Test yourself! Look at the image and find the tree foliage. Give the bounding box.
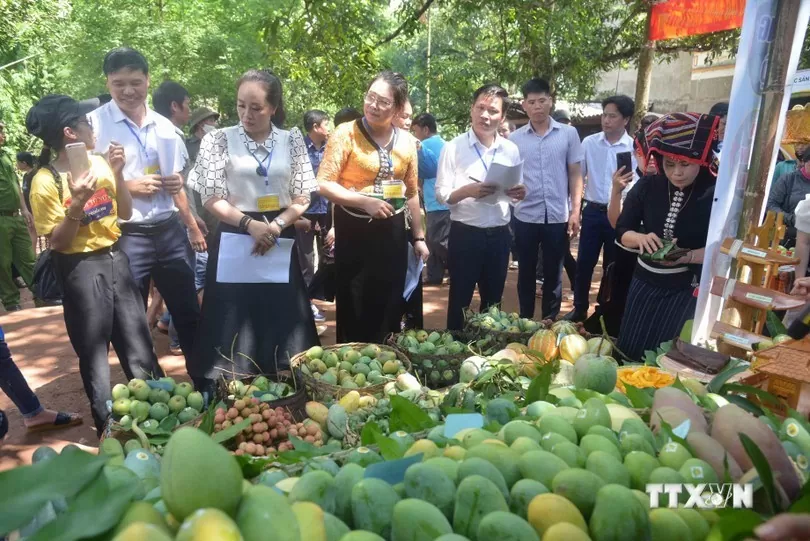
[0,0,806,152]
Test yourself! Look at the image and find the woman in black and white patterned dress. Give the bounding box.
[189,70,319,381]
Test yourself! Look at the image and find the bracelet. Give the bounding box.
[65,212,84,222]
[238,215,253,233]
[413,237,426,243]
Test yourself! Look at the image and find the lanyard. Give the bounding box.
[125,122,151,160]
[362,118,397,172]
[249,148,274,186]
[469,133,498,172]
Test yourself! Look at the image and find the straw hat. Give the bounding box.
[783,105,810,144]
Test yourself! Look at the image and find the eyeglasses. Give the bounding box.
[364,93,393,110]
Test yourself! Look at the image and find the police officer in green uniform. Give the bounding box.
[0,121,36,311]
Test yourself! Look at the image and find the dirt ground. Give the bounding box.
[0,244,601,470]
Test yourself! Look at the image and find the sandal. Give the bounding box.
[26,411,83,433]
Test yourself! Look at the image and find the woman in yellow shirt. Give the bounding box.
[318,71,429,343]
[26,95,163,435]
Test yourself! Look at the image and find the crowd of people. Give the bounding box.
[3,41,788,440]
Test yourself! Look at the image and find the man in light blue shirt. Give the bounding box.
[411,112,448,284]
[510,78,585,320]
[563,95,636,322]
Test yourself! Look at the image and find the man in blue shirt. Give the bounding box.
[298,110,330,320]
[411,113,448,285]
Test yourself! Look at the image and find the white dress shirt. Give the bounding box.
[435,130,521,228]
[510,118,584,224]
[89,100,187,224]
[581,131,636,205]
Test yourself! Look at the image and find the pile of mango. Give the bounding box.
[299,345,408,389]
[111,377,204,431]
[465,306,542,334]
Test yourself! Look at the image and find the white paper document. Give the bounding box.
[479,160,524,204]
[404,246,424,301]
[216,232,294,284]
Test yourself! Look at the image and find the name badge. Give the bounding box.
[382,180,405,200]
[145,164,160,176]
[257,194,280,212]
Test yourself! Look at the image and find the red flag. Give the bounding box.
[650,0,745,41]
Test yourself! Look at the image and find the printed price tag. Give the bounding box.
[740,247,767,259]
[444,413,485,438]
[365,454,423,485]
[744,292,773,304]
[723,333,751,348]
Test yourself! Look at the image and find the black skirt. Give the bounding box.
[191,211,319,379]
[334,205,408,343]
[617,273,697,362]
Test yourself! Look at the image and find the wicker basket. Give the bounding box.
[100,409,204,449]
[386,330,467,389]
[291,342,411,401]
[216,371,309,422]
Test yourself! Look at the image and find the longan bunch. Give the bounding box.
[213,398,323,457]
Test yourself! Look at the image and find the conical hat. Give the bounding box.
[783,105,810,144]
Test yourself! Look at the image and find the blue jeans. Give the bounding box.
[573,205,616,311]
[0,331,42,418]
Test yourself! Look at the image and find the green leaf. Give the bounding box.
[671,376,695,400]
[761,407,782,431]
[654,413,696,455]
[680,320,694,342]
[623,383,654,409]
[724,394,764,417]
[197,399,219,435]
[0,450,107,536]
[706,509,764,541]
[642,349,658,366]
[30,472,139,541]
[721,383,783,406]
[739,433,780,514]
[789,490,810,513]
[235,454,276,479]
[211,418,251,444]
[707,365,749,394]
[658,340,674,355]
[375,435,404,461]
[361,421,383,447]
[524,363,554,404]
[766,310,788,337]
[389,395,437,433]
[474,367,498,385]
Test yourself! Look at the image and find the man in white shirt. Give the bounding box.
[89,48,201,380]
[510,78,585,320]
[563,95,636,322]
[436,84,527,330]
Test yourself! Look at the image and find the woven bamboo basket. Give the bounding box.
[386,330,467,389]
[290,342,412,400]
[216,371,309,422]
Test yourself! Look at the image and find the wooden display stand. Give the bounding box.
[742,337,810,416]
[710,211,801,357]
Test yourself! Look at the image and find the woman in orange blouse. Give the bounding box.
[318,71,429,343]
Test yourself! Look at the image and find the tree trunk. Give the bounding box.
[632,4,656,134]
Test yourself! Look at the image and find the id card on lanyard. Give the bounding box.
[468,132,498,178]
[250,142,280,212]
[126,123,159,175]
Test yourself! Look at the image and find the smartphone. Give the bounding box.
[616,151,632,174]
[65,142,91,180]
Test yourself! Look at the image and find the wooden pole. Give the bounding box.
[632,2,656,134]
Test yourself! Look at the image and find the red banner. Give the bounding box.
[650,0,745,41]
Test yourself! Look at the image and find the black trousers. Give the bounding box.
[53,246,162,434]
[515,218,568,320]
[119,214,200,374]
[425,210,451,284]
[446,221,511,330]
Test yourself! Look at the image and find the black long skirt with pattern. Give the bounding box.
[334,205,408,344]
[617,272,697,362]
[191,211,319,379]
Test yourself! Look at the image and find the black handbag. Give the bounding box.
[30,166,65,304]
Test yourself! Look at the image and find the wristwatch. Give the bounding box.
[273,217,287,229]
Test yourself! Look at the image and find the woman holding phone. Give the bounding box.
[26,95,163,435]
[317,71,429,343]
[188,69,318,383]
